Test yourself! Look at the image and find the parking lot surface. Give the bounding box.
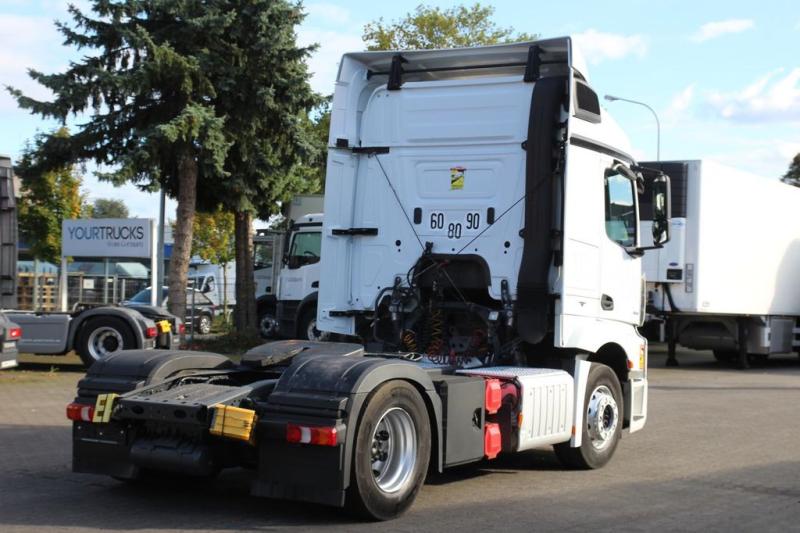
[1,346,798,532]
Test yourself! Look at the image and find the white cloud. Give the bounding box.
[690,19,754,42]
[297,27,364,94]
[572,30,647,65]
[306,3,352,25]
[666,84,695,115]
[706,68,800,122]
[0,14,62,111]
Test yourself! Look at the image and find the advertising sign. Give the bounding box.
[62,218,153,258]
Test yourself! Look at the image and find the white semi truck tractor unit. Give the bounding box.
[68,38,670,520]
[641,160,800,368]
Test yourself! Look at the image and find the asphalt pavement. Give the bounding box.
[1,346,798,532]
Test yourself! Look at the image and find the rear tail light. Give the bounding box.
[66,402,94,422]
[7,327,21,340]
[484,422,501,459]
[145,326,158,338]
[286,423,338,446]
[178,323,186,335]
[484,378,501,415]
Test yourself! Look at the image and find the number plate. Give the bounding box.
[427,210,482,239]
[2,341,15,351]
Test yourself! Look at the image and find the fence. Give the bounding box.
[15,272,150,311]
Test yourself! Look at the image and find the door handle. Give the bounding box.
[601,294,614,311]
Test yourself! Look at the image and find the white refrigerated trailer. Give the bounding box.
[642,159,800,367]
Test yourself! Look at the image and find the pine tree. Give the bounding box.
[782,153,800,187]
[7,1,319,323]
[194,0,320,334]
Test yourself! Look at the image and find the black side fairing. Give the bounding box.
[516,75,567,344]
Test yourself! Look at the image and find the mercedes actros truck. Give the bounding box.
[68,37,671,520]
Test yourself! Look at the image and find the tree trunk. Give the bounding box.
[167,152,198,327]
[222,262,228,324]
[234,210,257,335]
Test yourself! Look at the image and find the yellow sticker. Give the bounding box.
[93,393,118,423]
[450,167,465,190]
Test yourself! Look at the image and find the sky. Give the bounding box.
[1,0,799,220]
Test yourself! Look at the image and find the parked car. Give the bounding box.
[0,311,21,370]
[124,287,218,335]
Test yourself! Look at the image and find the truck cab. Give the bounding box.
[275,213,324,339]
[318,38,670,430]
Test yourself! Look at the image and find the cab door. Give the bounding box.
[598,162,643,327]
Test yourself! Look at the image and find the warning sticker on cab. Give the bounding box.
[450,167,466,190]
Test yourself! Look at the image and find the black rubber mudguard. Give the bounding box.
[76,349,233,401]
[253,353,444,507]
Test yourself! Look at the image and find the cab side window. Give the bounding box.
[604,170,637,247]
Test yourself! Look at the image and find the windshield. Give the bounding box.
[128,287,168,304]
[287,231,321,269]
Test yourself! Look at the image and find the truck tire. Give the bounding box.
[553,364,623,470]
[258,312,279,338]
[347,380,431,521]
[76,316,137,367]
[197,313,212,335]
[298,307,329,342]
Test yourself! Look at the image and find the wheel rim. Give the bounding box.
[306,318,329,342]
[259,315,278,337]
[370,407,417,494]
[199,316,210,333]
[586,385,619,451]
[87,327,124,361]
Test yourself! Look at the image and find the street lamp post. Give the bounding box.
[604,94,661,162]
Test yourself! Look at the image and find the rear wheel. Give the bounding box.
[347,381,431,521]
[554,363,623,470]
[76,317,136,368]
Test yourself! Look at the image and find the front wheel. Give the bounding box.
[554,363,623,470]
[298,307,329,342]
[347,381,431,521]
[197,314,212,335]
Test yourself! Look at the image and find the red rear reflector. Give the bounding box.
[484,422,501,459]
[8,327,21,339]
[66,402,94,422]
[178,323,186,335]
[145,326,158,338]
[484,378,502,415]
[286,423,338,446]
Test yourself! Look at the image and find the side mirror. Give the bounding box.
[651,174,671,246]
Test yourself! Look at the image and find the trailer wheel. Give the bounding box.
[554,364,622,470]
[76,317,136,367]
[347,381,431,521]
